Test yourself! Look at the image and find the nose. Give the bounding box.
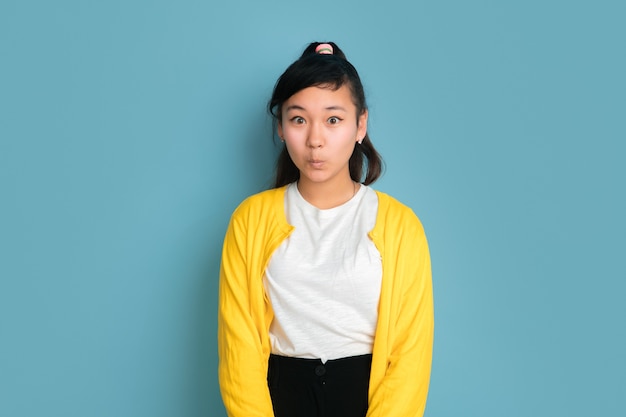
[306,123,324,148]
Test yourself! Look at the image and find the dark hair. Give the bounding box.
[268,42,383,188]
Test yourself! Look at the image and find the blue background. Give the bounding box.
[1,1,624,416]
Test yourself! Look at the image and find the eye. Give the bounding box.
[328,116,342,125]
[290,116,306,124]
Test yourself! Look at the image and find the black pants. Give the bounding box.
[267,353,372,417]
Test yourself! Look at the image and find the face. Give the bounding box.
[277,84,368,188]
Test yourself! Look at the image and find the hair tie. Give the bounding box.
[315,43,333,55]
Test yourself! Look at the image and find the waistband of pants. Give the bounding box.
[268,353,372,372]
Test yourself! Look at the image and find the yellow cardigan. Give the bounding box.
[218,186,433,417]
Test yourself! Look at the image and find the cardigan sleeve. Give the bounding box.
[367,213,434,417]
[218,212,275,417]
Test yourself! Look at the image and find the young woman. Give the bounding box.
[218,42,434,417]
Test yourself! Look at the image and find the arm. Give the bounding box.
[218,214,274,417]
[368,217,434,416]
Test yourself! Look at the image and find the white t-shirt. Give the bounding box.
[263,182,382,362]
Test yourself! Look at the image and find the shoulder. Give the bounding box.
[234,187,284,212]
[374,190,414,214]
[372,190,426,239]
[375,191,424,225]
[230,186,288,225]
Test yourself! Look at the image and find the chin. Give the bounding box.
[299,172,332,184]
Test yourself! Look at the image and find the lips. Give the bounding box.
[308,159,325,168]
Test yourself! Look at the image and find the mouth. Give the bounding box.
[308,159,325,168]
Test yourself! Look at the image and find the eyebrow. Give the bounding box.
[285,105,305,112]
[284,105,348,112]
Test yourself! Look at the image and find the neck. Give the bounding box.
[297,176,359,209]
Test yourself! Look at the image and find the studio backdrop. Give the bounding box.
[1,1,624,416]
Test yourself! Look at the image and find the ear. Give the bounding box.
[277,121,284,141]
[356,110,368,142]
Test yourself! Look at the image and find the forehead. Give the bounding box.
[283,85,355,111]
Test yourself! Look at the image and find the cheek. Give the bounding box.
[336,126,359,146]
[282,126,306,144]
[282,132,306,157]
